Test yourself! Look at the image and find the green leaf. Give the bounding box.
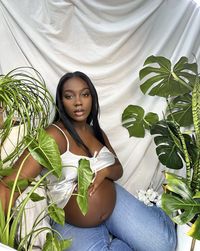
[48,204,65,226]
[187,216,200,240]
[43,233,71,251]
[122,105,158,138]
[151,120,185,169]
[164,172,193,199]
[43,233,60,251]
[139,74,165,94]
[76,159,93,216]
[162,193,200,224]
[167,94,193,127]
[144,112,159,129]
[0,200,6,242]
[27,129,62,178]
[193,192,200,199]
[29,192,45,202]
[0,66,54,168]
[143,55,171,69]
[174,57,198,79]
[0,167,14,176]
[162,173,200,225]
[60,239,72,250]
[139,55,196,97]
[7,178,30,192]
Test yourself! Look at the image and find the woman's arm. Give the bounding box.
[89,131,123,196]
[0,125,67,214]
[101,130,123,180]
[0,149,43,213]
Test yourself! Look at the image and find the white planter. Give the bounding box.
[1,124,26,167]
[176,224,200,251]
[0,243,16,251]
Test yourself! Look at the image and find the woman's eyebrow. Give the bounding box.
[64,87,90,92]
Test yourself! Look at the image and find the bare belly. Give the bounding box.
[64,179,116,227]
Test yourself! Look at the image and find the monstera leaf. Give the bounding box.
[151,120,196,169]
[139,56,197,97]
[162,172,200,240]
[150,120,185,169]
[122,105,159,137]
[167,93,193,127]
[150,120,184,169]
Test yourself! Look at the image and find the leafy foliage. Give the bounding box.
[139,56,197,97]
[0,129,64,248]
[43,233,72,251]
[0,67,54,168]
[26,129,62,178]
[48,204,65,226]
[167,94,193,127]
[150,120,185,169]
[122,105,159,137]
[0,67,73,250]
[76,159,93,215]
[162,173,200,239]
[122,55,200,240]
[0,67,93,250]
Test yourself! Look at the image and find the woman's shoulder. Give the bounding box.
[45,122,69,153]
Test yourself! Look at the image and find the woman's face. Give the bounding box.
[62,77,92,123]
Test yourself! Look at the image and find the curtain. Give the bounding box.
[0,0,199,194]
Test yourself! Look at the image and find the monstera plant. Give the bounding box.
[0,67,93,251]
[122,55,200,242]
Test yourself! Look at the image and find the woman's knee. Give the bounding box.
[161,223,177,251]
[153,210,177,251]
[112,184,177,251]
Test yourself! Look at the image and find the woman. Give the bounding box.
[46,71,177,251]
[0,71,177,251]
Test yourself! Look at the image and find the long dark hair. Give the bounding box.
[54,71,106,155]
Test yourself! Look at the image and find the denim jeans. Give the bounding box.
[52,183,177,251]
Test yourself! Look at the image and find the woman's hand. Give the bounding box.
[88,157,123,196]
[88,168,109,196]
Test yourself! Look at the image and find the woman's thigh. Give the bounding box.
[105,183,177,251]
[52,221,132,251]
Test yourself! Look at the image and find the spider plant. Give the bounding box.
[0,67,71,250]
[122,55,200,241]
[0,128,71,251]
[0,67,53,168]
[0,67,93,250]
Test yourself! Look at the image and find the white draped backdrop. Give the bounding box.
[0,0,199,195]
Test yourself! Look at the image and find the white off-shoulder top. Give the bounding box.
[43,124,115,208]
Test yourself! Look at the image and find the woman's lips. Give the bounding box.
[74,109,84,116]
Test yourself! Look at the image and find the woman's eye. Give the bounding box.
[64,95,73,99]
[82,92,90,97]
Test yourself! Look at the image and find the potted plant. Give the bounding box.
[122,55,200,250]
[0,67,92,251]
[0,66,53,167]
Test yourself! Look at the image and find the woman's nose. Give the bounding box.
[74,96,82,106]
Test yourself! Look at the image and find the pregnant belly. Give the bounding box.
[64,179,116,227]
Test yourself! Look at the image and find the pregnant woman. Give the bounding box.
[0,71,177,251]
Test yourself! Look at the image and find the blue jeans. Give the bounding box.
[52,183,177,251]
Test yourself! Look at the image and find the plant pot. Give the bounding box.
[0,243,16,251]
[176,224,200,251]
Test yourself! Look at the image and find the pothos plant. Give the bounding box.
[122,55,200,241]
[0,67,92,251]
